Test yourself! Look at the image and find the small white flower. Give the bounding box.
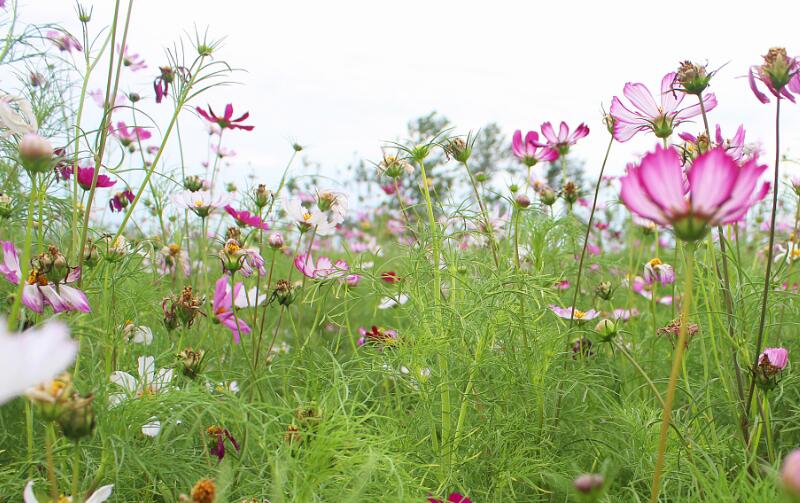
[378,293,409,310]
[172,190,232,217]
[141,417,161,437]
[0,320,77,405]
[24,480,113,503]
[283,196,338,236]
[109,356,174,406]
[122,323,153,345]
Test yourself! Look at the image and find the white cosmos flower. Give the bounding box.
[109,356,174,406]
[122,323,153,345]
[283,196,338,236]
[0,320,77,405]
[142,417,161,437]
[0,95,38,137]
[378,293,409,310]
[172,190,232,217]
[24,480,113,502]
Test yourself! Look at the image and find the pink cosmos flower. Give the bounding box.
[0,242,90,313]
[610,72,717,142]
[749,48,800,104]
[357,325,398,346]
[196,104,254,131]
[428,493,472,503]
[511,130,558,166]
[539,121,589,156]
[119,44,147,71]
[760,347,789,370]
[47,30,82,52]
[644,259,675,287]
[549,305,599,321]
[238,248,266,278]
[212,277,251,343]
[619,145,769,241]
[109,190,135,212]
[294,254,349,280]
[88,89,127,109]
[782,449,800,496]
[224,205,269,230]
[679,124,747,162]
[109,121,152,149]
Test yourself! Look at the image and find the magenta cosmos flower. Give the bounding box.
[109,190,135,212]
[540,121,589,156]
[224,205,269,230]
[610,72,717,142]
[512,130,558,167]
[679,124,747,161]
[0,242,90,313]
[549,305,599,321]
[749,48,800,104]
[428,493,471,503]
[619,145,769,241]
[74,165,116,191]
[212,276,251,343]
[196,104,254,131]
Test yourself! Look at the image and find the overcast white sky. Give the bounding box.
[20,0,800,190]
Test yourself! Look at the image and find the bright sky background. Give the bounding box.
[20,0,800,192]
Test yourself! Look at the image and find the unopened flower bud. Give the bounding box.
[573,473,604,494]
[0,193,13,218]
[594,319,617,342]
[475,171,489,184]
[19,133,53,174]
[561,181,580,206]
[254,184,271,208]
[540,186,557,206]
[57,393,96,441]
[268,232,284,249]
[83,239,99,267]
[515,194,530,209]
[184,175,204,192]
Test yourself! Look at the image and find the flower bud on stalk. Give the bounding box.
[19,133,53,174]
[595,281,614,300]
[274,279,296,306]
[515,194,530,209]
[26,373,73,421]
[594,319,617,342]
[184,175,204,192]
[268,232,284,249]
[445,137,471,163]
[57,393,96,441]
[0,193,13,218]
[539,186,557,206]
[254,184,272,208]
[218,238,244,273]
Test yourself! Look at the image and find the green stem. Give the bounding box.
[650,242,695,503]
[743,97,782,445]
[8,172,38,330]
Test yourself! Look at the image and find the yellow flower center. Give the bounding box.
[193,200,205,207]
[649,258,663,267]
[302,212,312,222]
[574,310,586,319]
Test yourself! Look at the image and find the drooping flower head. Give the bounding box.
[224,205,269,230]
[0,242,90,313]
[619,145,769,241]
[511,130,558,167]
[539,121,589,156]
[644,258,675,287]
[748,47,800,103]
[46,30,82,52]
[119,44,147,71]
[610,72,717,142]
[196,104,254,131]
[212,276,252,343]
[109,189,135,212]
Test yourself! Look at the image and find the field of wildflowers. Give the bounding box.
[3,1,800,502]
